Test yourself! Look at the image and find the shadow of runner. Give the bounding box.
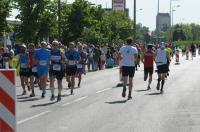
[31,101,57,108]
[145,92,162,95]
[135,89,149,92]
[17,98,40,102]
[17,96,30,99]
[105,100,127,104]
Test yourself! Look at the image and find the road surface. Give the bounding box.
[16,55,200,132]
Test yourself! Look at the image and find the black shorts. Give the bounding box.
[66,66,77,76]
[19,68,30,77]
[49,69,65,80]
[157,64,168,74]
[122,66,135,78]
[29,69,39,78]
[144,67,153,75]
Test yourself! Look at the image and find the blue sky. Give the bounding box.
[11,0,200,31]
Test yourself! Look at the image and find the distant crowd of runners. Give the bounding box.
[0,39,199,101]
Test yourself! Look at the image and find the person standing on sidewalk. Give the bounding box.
[119,37,138,100]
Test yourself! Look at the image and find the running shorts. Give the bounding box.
[144,67,153,75]
[19,68,30,77]
[66,66,77,76]
[157,64,168,74]
[121,66,135,78]
[49,69,65,80]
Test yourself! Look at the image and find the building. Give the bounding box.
[104,8,129,17]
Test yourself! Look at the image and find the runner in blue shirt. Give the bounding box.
[34,41,50,98]
[65,42,80,95]
[16,44,30,95]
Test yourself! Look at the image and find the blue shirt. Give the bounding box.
[19,53,29,69]
[34,48,50,69]
[65,50,80,66]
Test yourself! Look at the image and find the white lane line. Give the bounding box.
[62,102,71,107]
[72,96,88,103]
[17,111,51,125]
[62,96,88,107]
[96,88,112,94]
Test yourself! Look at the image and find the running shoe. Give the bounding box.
[29,92,35,97]
[50,94,55,101]
[68,83,71,89]
[22,91,27,95]
[147,86,151,90]
[41,92,46,98]
[57,94,61,102]
[71,89,73,95]
[122,86,126,98]
[156,83,160,90]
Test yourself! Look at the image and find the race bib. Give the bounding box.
[77,64,83,68]
[32,67,37,72]
[39,60,47,66]
[20,63,27,68]
[53,64,61,71]
[68,60,76,66]
[51,56,61,61]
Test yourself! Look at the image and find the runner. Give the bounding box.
[76,43,87,88]
[142,44,155,90]
[119,37,138,100]
[49,41,66,101]
[65,42,80,95]
[34,41,50,98]
[155,42,170,93]
[28,43,38,97]
[16,44,30,95]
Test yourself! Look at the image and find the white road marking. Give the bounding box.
[96,88,112,94]
[72,96,88,103]
[17,111,51,125]
[62,102,71,107]
[62,96,89,107]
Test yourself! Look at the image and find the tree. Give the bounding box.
[0,0,12,37]
[13,0,57,43]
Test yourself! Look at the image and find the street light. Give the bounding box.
[58,0,61,41]
[170,0,180,40]
[172,5,180,29]
[133,0,136,43]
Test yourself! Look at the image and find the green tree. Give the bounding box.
[0,0,12,37]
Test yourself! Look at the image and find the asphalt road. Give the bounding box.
[16,55,200,132]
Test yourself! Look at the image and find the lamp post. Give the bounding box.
[171,5,180,40]
[133,0,136,43]
[58,0,61,41]
[157,0,160,43]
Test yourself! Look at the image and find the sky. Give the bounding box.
[11,0,200,31]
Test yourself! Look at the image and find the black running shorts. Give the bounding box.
[157,64,168,74]
[66,66,77,76]
[144,67,153,75]
[49,69,65,80]
[122,66,135,78]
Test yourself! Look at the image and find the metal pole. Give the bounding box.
[58,0,61,41]
[170,0,172,41]
[133,0,136,43]
[157,0,160,43]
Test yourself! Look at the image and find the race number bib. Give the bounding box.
[51,56,61,61]
[32,67,37,72]
[68,60,76,66]
[39,60,47,66]
[20,63,27,68]
[53,64,61,71]
[77,64,83,68]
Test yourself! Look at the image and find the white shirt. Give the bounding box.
[119,45,138,67]
[156,48,168,66]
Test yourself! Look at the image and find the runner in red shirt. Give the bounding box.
[142,44,155,90]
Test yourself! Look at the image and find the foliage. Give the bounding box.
[0,0,12,37]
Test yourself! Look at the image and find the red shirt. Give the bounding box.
[28,51,35,68]
[144,50,154,68]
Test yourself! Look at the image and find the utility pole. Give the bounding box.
[133,0,136,43]
[157,0,160,43]
[58,0,61,41]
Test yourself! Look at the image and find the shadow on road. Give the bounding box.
[17,98,40,102]
[31,101,57,108]
[17,96,30,99]
[145,92,162,95]
[135,89,149,92]
[105,100,127,104]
